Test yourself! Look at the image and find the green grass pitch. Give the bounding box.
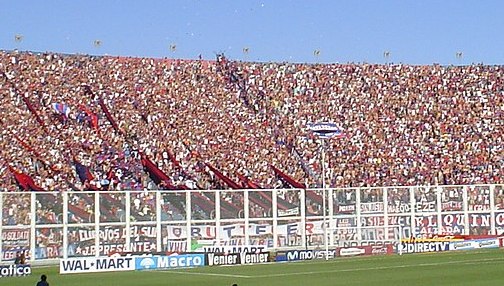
[3,249,504,286]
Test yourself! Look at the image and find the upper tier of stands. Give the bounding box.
[0,51,502,193]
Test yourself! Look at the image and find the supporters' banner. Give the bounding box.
[35,244,62,259]
[467,187,491,211]
[468,213,492,235]
[387,201,411,213]
[360,202,384,214]
[35,228,63,259]
[60,256,135,274]
[67,226,157,256]
[495,213,504,235]
[278,207,300,217]
[442,201,463,211]
[166,149,180,168]
[166,221,327,240]
[441,213,465,234]
[413,187,437,212]
[336,204,356,214]
[0,265,32,277]
[441,187,464,211]
[415,215,442,235]
[1,229,30,261]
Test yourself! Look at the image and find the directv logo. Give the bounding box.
[135,257,157,270]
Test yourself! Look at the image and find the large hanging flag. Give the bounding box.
[166,149,181,168]
[237,174,262,189]
[270,165,306,189]
[140,153,176,189]
[205,163,241,189]
[98,97,121,134]
[21,95,48,133]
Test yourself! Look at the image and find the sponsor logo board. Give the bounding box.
[134,254,205,270]
[197,245,268,254]
[60,257,135,274]
[0,265,31,277]
[399,242,451,254]
[135,256,158,270]
[285,249,336,261]
[336,244,394,257]
[207,252,270,266]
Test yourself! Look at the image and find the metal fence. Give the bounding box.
[1,184,503,262]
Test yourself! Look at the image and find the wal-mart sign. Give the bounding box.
[60,257,135,274]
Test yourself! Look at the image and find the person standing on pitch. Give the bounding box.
[36,274,49,286]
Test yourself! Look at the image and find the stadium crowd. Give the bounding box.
[0,51,502,213]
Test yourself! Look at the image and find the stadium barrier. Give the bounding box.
[1,184,504,263]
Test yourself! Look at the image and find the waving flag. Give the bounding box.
[78,104,99,130]
[52,103,71,117]
[8,166,45,191]
[73,159,94,183]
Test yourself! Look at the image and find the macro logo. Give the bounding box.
[135,257,158,270]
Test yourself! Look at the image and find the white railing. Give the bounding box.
[0,184,503,262]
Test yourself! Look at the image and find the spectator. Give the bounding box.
[0,51,502,220]
[36,274,49,286]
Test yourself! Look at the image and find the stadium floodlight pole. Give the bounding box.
[321,139,328,260]
[307,122,343,260]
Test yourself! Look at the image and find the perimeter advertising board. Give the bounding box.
[206,252,270,266]
[0,265,32,277]
[134,254,205,270]
[60,256,135,274]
